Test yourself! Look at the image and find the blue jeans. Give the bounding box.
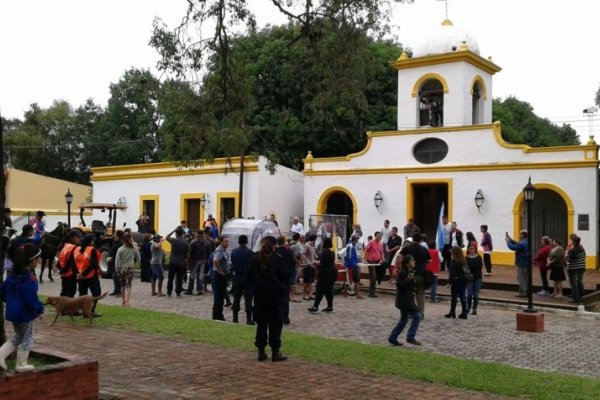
[389,309,422,341]
[429,275,439,302]
[467,278,482,311]
[151,263,164,281]
[568,269,585,302]
[187,259,205,293]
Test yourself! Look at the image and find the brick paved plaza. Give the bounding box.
[30,277,600,398]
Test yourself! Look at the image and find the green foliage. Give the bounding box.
[151,0,402,170]
[67,302,600,400]
[492,97,579,146]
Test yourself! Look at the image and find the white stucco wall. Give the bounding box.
[257,158,304,235]
[90,156,303,237]
[304,125,599,266]
[305,166,598,262]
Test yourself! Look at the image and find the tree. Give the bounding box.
[595,84,600,107]
[492,97,579,146]
[151,1,404,169]
[96,68,162,166]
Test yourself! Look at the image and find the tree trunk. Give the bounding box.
[0,114,6,343]
[238,152,244,218]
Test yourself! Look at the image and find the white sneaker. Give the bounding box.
[537,290,550,296]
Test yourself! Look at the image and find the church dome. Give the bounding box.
[411,19,480,58]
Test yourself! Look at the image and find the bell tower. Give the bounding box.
[393,19,501,130]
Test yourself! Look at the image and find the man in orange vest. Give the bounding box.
[73,234,103,317]
[57,230,81,297]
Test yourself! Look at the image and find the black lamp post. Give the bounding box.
[522,177,536,313]
[65,188,73,228]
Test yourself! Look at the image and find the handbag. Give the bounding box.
[462,264,473,282]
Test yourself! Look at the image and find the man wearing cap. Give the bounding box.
[230,235,255,324]
[506,230,529,297]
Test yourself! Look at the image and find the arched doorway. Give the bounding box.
[515,186,571,254]
[316,186,357,240]
[472,81,483,124]
[418,79,444,127]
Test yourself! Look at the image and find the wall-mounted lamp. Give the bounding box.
[117,196,127,206]
[474,189,484,212]
[374,190,384,212]
[200,194,210,209]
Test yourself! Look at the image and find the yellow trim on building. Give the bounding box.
[304,160,597,177]
[406,178,453,222]
[470,74,488,101]
[493,121,599,155]
[215,192,240,226]
[139,195,159,234]
[393,50,502,75]
[511,182,575,241]
[179,193,206,232]
[316,186,359,223]
[305,124,597,168]
[492,251,596,270]
[411,73,449,97]
[92,157,255,174]
[9,208,92,216]
[92,165,258,182]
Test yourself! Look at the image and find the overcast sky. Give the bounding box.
[1,0,598,138]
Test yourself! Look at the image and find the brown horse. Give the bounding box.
[39,222,69,283]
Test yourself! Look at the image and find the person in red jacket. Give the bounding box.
[534,236,553,296]
[427,241,442,303]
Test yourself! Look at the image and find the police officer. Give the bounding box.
[230,235,255,324]
[249,236,288,362]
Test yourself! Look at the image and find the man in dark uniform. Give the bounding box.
[275,236,295,325]
[249,236,288,362]
[230,235,255,324]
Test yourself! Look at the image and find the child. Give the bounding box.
[427,241,443,303]
[0,243,45,372]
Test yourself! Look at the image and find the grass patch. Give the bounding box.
[53,303,600,400]
[4,355,56,372]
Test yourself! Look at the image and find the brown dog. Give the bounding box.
[46,292,108,326]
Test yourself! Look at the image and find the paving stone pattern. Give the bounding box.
[34,278,600,393]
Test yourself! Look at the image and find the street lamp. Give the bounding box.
[65,188,73,228]
[373,190,383,211]
[522,176,536,313]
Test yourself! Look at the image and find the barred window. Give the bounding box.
[413,138,448,164]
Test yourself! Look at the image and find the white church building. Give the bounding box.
[90,19,598,267]
[303,19,599,267]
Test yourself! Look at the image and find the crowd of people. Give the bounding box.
[0,208,591,370]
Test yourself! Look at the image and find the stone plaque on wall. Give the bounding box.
[578,214,589,231]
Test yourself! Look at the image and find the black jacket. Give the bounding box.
[249,251,288,300]
[395,269,419,312]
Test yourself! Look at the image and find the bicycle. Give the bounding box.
[333,263,357,296]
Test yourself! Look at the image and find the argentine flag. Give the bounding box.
[436,202,445,251]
